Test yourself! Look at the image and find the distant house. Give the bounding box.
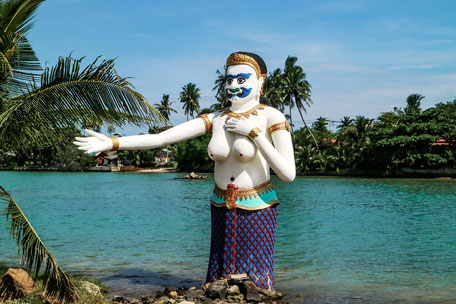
[154,148,173,166]
[95,151,119,167]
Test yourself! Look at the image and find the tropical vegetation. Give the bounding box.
[0,0,165,302]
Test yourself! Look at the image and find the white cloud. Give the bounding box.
[388,64,438,70]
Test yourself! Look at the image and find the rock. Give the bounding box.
[113,295,127,303]
[165,286,176,294]
[159,296,170,304]
[241,281,260,302]
[272,291,284,299]
[169,291,178,299]
[205,279,229,299]
[0,268,37,301]
[179,301,195,304]
[227,285,240,296]
[189,287,196,291]
[228,273,249,285]
[187,288,205,300]
[130,299,140,304]
[169,299,176,304]
[189,172,198,179]
[227,294,244,302]
[81,280,102,296]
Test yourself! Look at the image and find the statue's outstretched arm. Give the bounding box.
[73,114,214,154]
[224,110,296,182]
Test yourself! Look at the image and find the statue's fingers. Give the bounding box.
[73,141,90,147]
[77,146,89,151]
[75,136,89,142]
[224,126,236,132]
[85,129,107,140]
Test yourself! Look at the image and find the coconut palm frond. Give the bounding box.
[0,55,165,150]
[0,186,78,303]
[0,0,45,35]
[0,50,13,81]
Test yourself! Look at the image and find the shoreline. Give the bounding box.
[2,167,456,179]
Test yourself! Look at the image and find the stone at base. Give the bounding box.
[0,268,37,301]
[205,280,228,299]
[241,281,261,302]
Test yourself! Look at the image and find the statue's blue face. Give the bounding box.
[225,65,261,104]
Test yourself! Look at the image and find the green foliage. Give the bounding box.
[54,142,95,172]
[117,149,157,167]
[293,95,456,173]
[154,94,176,122]
[179,82,200,120]
[175,134,213,172]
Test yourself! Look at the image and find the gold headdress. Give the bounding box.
[226,53,267,79]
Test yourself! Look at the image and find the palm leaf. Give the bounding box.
[0,185,78,303]
[0,55,165,151]
[0,0,45,35]
[0,32,41,95]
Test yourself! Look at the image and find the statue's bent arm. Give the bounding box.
[252,113,296,183]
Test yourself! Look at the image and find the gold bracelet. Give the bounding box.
[248,127,262,141]
[109,136,119,151]
[198,113,212,133]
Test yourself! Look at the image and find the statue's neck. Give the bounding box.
[229,96,260,113]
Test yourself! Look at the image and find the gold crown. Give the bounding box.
[226,53,266,79]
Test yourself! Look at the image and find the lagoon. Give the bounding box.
[0,172,455,303]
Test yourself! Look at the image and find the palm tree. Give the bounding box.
[263,68,285,112]
[154,94,177,122]
[282,56,317,147]
[312,116,328,132]
[338,116,354,130]
[0,0,165,301]
[404,93,424,115]
[211,67,229,110]
[180,82,200,120]
[107,125,116,135]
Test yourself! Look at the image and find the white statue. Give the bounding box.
[74,52,295,290]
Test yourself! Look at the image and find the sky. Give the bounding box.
[27,0,456,134]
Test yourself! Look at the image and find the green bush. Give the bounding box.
[175,134,213,172]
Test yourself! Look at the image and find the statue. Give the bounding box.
[74,52,295,291]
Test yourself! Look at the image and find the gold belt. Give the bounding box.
[213,180,274,209]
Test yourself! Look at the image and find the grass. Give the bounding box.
[0,266,110,304]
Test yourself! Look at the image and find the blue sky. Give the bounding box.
[28,0,456,134]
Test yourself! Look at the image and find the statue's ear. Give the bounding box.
[258,76,265,95]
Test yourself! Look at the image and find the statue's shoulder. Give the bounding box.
[262,105,286,124]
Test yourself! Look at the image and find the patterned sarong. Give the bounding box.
[206,203,279,290]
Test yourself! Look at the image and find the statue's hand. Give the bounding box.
[73,129,113,154]
[224,117,258,137]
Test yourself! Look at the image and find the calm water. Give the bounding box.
[0,172,455,303]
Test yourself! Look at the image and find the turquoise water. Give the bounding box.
[0,172,455,303]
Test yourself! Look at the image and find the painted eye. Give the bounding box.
[226,78,233,85]
[237,78,246,84]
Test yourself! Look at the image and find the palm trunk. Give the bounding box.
[297,106,319,150]
[289,105,294,134]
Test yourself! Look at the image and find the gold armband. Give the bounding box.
[248,127,262,141]
[268,120,291,135]
[109,136,119,151]
[198,113,212,133]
